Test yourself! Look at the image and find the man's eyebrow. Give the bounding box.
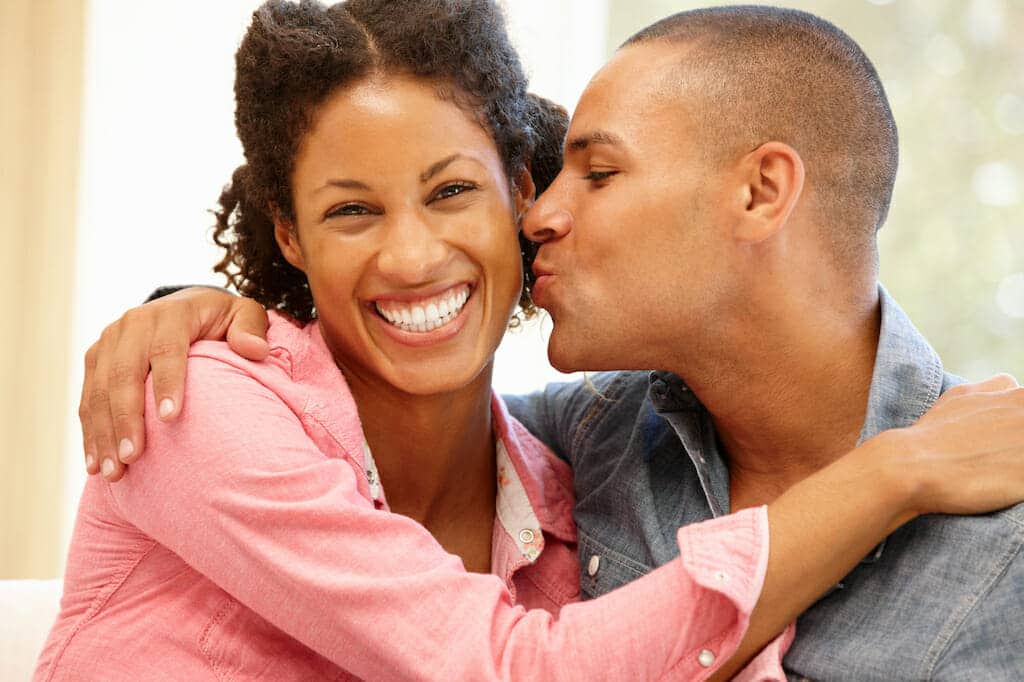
[420,154,462,183]
[565,130,625,153]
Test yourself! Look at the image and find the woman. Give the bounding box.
[46,1,1024,680]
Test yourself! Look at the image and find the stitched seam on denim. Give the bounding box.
[579,531,651,581]
[921,524,1023,678]
[198,595,241,682]
[914,357,944,423]
[571,373,628,462]
[41,537,159,682]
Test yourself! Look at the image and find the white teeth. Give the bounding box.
[375,285,471,333]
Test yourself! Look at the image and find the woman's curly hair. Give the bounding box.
[212,0,568,324]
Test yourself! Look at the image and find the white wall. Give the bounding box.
[63,0,607,563]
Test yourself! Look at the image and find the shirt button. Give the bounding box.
[697,649,716,668]
[587,554,601,577]
[518,529,535,544]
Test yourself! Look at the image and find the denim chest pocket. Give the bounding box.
[199,594,352,681]
[578,531,653,599]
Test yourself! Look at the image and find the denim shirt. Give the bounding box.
[506,286,1024,681]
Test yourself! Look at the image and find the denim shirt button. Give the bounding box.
[698,649,716,667]
[587,554,601,577]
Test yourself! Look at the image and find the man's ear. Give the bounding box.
[272,206,306,272]
[513,165,536,222]
[732,141,805,244]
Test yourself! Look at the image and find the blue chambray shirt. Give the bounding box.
[506,286,1024,680]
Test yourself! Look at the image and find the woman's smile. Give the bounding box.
[370,282,475,347]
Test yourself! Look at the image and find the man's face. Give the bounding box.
[523,42,735,373]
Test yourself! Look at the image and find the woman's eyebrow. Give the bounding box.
[315,178,372,194]
[419,154,462,183]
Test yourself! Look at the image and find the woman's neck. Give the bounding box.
[343,363,498,536]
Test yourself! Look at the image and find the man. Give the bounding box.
[82,7,1022,679]
[508,7,1023,679]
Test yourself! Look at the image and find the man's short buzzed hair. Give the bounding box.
[625,5,898,266]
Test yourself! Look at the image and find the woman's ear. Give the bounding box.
[732,141,805,244]
[513,166,536,221]
[272,206,306,272]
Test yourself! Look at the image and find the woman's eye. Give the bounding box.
[433,182,475,201]
[583,170,618,183]
[325,204,370,219]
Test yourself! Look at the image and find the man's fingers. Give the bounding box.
[88,325,123,477]
[148,312,193,424]
[79,345,100,475]
[107,354,149,464]
[225,298,270,361]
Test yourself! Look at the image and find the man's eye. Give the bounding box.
[325,204,370,219]
[434,183,475,201]
[583,170,618,183]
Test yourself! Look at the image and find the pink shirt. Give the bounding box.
[37,313,789,680]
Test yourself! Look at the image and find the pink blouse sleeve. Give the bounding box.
[107,348,783,681]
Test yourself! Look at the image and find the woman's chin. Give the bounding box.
[382,356,494,397]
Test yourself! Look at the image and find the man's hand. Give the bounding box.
[81,287,270,481]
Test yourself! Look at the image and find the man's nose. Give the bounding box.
[376,213,450,284]
[521,191,573,244]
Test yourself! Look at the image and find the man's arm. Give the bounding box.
[109,343,779,681]
[81,286,267,479]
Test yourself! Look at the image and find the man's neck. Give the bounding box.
[674,288,882,509]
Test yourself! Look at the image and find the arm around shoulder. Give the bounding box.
[107,350,773,681]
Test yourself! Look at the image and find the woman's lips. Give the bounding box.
[370,283,474,346]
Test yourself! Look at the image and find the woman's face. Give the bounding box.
[276,76,530,396]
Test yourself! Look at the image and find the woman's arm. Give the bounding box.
[85,290,1024,678]
[109,343,773,681]
[715,374,1024,679]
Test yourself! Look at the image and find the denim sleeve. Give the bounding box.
[145,285,233,303]
[503,375,613,467]
[930,535,1024,679]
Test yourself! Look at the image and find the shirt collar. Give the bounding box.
[491,393,577,556]
[647,285,945,440]
[645,284,945,564]
[359,394,576,564]
[857,285,945,444]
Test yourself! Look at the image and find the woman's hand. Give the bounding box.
[886,373,1024,518]
[711,372,1024,680]
[81,287,270,480]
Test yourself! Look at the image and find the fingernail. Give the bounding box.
[118,438,134,461]
[159,398,175,419]
[101,459,115,478]
[86,454,96,470]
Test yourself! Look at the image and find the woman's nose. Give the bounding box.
[376,213,450,284]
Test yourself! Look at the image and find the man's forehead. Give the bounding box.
[568,43,700,152]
